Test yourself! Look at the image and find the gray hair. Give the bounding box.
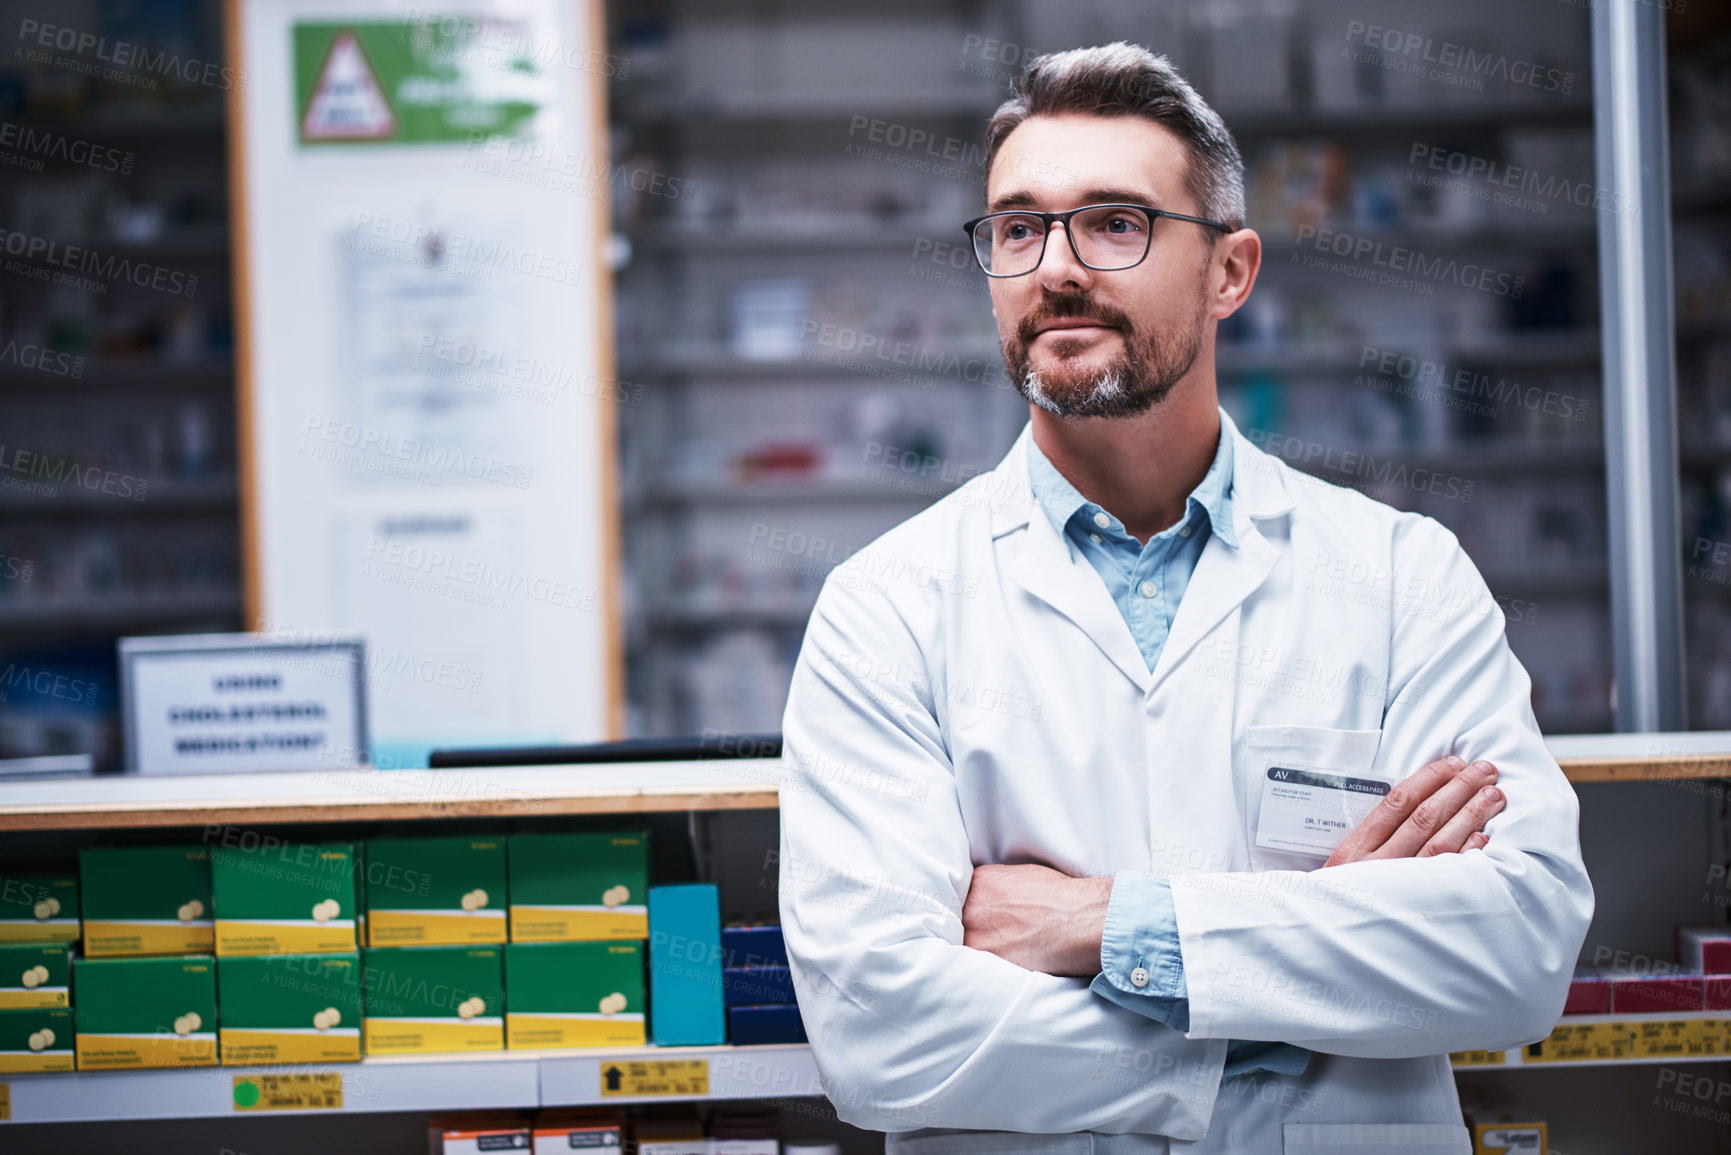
[984,42,1246,232]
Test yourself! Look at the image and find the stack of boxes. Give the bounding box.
[721,924,805,1046]
[0,865,77,1073]
[212,838,362,1064]
[506,831,652,1049]
[1563,926,1731,1016]
[75,845,218,1069]
[361,835,508,1055]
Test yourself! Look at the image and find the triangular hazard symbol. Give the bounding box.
[301,30,397,142]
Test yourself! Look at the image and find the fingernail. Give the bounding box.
[1483,786,1502,802]
[1471,760,1493,773]
[1445,756,1466,769]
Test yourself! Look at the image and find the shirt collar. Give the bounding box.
[1025,421,1239,551]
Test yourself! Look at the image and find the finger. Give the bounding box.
[1326,756,1466,866]
[1414,781,1505,857]
[1373,761,1500,860]
[1464,832,1490,851]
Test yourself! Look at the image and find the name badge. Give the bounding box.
[1254,766,1389,857]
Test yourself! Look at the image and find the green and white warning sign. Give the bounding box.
[294,21,553,145]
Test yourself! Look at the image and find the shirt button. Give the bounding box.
[1089,533,1102,544]
[1139,580,1158,598]
[1179,524,1193,539]
[1092,511,1110,529]
[1130,966,1151,989]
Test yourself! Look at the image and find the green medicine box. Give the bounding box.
[0,942,71,1009]
[505,941,646,1049]
[361,945,502,1055]
[508,830,649,942]
[218,953,362,1064]
[0,866,79,945]
[365,835,506,946]
[212,839,359,955]
[0,1007,75,1073]
[74,954,217,1069]
[81,845,213,957]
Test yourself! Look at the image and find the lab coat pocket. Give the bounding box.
[886,1129,1092,1154]
[1282,1122,1471,1154]
[1243,724,1385,869]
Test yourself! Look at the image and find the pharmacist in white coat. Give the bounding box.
[778,43,1593,1155]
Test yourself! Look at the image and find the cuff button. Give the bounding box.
[1129,966,1151,988]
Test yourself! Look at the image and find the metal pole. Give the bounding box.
[1593,0,1685,732]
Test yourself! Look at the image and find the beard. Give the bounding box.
[1002,292,1207,419]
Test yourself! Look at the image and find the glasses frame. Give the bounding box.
[960,201,1233,278]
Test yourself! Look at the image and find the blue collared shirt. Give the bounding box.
[1026,426,1310,1081]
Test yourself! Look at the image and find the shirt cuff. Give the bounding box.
[1088,869,1189,1028]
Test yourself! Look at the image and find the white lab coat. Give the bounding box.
[777,410,1593,1155]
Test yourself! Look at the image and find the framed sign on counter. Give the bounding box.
[225,0,622,766]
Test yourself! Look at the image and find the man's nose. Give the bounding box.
[1036,221,1092,292]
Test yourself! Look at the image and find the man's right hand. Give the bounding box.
[1324,755,1504,867]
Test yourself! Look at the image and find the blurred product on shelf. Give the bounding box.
[211,838,359,956]
[0,1006,75,1073]
[1463,1103,1546,1155]
[648,883,726,1046]
[73,953,216,1069]
[364,834,508,947]
[726,1003,807,1047]
[1607,971,1705,1014]
[505,940,647,1049]
[633,1109,710,1154]
[0,864,79,943]
[1561,966,1609,1016]
[508,829,651,942]
[1677,925,1731,973]
[531,1109,626,1153]
[0,941,71,1009]
[360,944,503,1056]
[708,1102,781,1153]
[429,1115,532,1155]
[216,952,361,1065]
[721,923,789,969]
[79,843,212,956]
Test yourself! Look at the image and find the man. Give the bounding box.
[778,43,1592,1154]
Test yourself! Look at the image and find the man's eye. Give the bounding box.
[1104,216,1141,234]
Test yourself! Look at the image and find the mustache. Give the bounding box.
[1014,295,1133,345]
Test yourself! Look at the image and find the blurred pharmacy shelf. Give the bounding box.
[0,1042,821,1125]
[1451,1012,1731,1070]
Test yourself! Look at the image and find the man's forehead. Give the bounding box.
[985,113,1190,208]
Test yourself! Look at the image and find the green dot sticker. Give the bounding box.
[233,1079,261,1108]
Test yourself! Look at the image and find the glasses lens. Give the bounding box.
[973,213,1046,276]
[1070,206,1152,270]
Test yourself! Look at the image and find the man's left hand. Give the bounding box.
[961,863,1112,977]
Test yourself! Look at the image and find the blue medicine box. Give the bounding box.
[648,883,725,1045]
[728,1003,807,1046]
[721,923,788,968]
[722,965,795,1007]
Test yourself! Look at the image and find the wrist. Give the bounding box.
[1066,874,1114,975]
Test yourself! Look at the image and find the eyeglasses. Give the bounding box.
[961,202,1232,278]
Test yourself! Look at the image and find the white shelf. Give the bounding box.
[0,1043,819,1123]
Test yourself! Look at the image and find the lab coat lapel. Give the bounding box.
[989,425,1152,696]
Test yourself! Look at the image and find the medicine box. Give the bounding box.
[0,942,71,1009]
[632,1113,710,1155]
[74,954,217,1069]
[1562,967,1609,1015]
[508,830,649,942]
[720,924,787,968]
[1466,1105,1546,1154]
[361,945,503,1055]
[365,835,507,947]
[648,883,725,1046]
[727,1003,807,1046]
[1708,976,1731,1011]
[722,966,794,1007]
[80,845,213,956]
[213,839,359,955]
[0,1007,74,1072]
[218,953,362,1064]
[0,866,79,944]
[505,941,646,1049]
[1609,971,1704,1013]
[429,1116,531,1154]
[531,1109,625,1152]
[1678,926,1731,974]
